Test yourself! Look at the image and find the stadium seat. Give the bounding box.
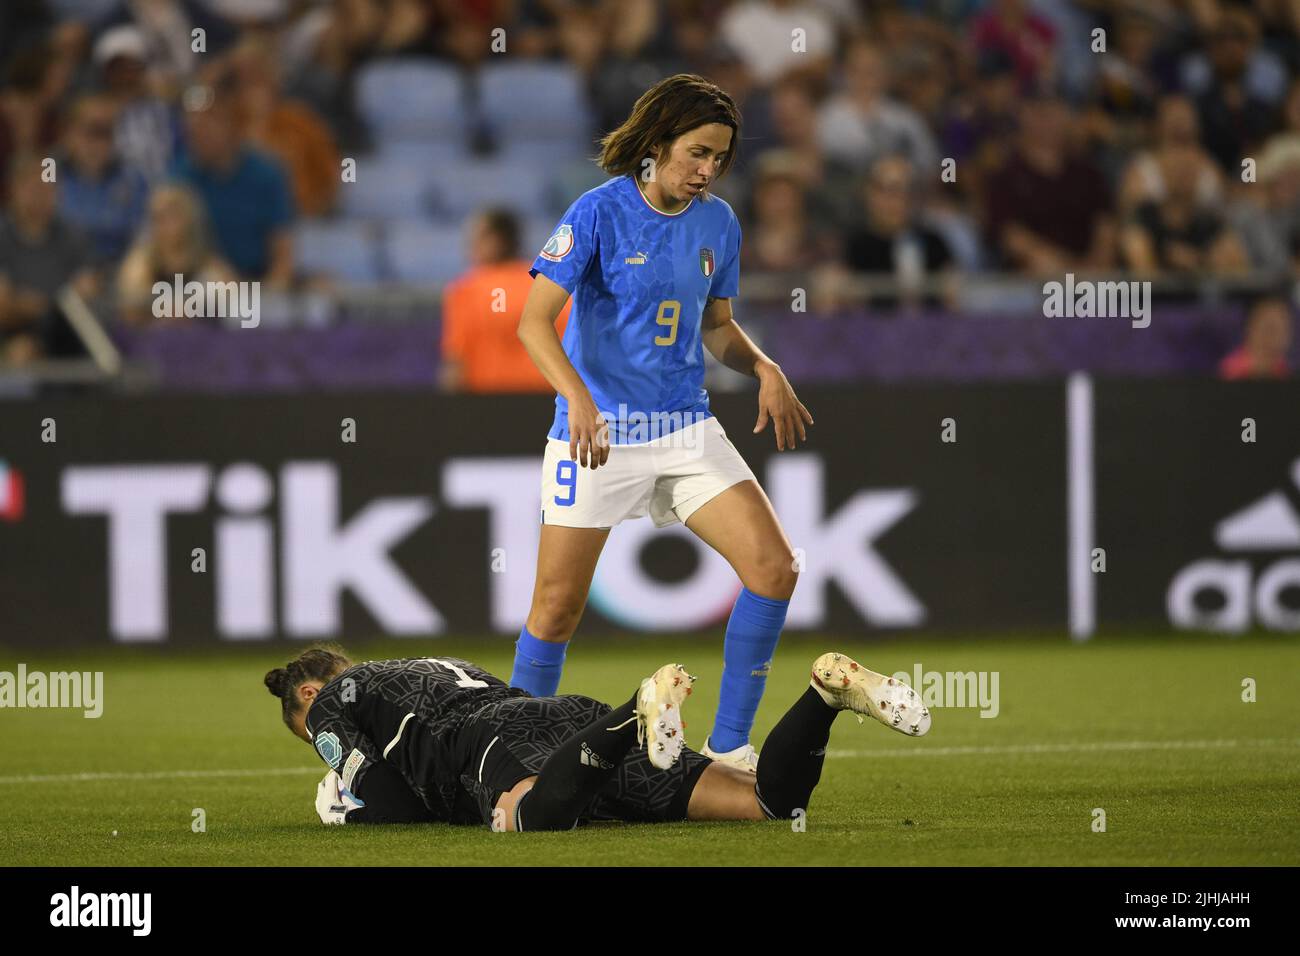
[371,139,472,167]
[427,156,550,220]
[294,220,383,285]
[338,155,439,221]
[356,59,467,142]
[382,221,469,285]
[477,62,593,144]
[493,137,594,167]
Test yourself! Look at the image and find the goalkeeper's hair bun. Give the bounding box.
[263,645,353,730]
[263,667,290,698]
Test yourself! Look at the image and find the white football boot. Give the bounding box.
[810,652,931,737]
[635,663,696,770]
[700,738,759,774]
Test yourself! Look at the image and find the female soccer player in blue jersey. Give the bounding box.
[513,74,813,772]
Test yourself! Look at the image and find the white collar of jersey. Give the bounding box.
[632,175,695,217]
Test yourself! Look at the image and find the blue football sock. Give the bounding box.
[710,587,789,753]
[510,626,568,696]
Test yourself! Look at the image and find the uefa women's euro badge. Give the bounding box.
[540,224,575,262]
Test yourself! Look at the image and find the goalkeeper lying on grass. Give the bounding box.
[264,647,930,830]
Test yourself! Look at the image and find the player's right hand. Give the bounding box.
[316,770,348,825]
[568,394,610,470]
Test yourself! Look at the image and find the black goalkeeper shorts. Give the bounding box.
[455,694,712,827]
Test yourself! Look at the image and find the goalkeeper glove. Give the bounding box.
[315,769,364,824]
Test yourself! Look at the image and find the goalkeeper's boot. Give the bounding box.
[635,663,696,770]
[810,652,931,737]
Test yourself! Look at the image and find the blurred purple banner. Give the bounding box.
[761,304,1259,384]
[111,305,1277,392]
[116,322,439,391]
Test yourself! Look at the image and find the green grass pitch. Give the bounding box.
[1,634,1297,866]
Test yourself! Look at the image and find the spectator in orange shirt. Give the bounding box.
[229,38,341,219]
[1219,296,1292,380]
[442,209,569,392]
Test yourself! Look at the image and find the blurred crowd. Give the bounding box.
[0,0,1295,382]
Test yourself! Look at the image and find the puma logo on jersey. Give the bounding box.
[624,251,649,264]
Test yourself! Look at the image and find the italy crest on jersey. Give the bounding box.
[540,223,575,262]
[699,247,714,277]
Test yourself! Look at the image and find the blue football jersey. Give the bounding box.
[529,174,741,443]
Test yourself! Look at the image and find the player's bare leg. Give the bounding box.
[492,776,538,832]
[685,479,797,601]
[684,479,798,770]
[512,524,609,694]
[525,524,609,640]
[686,763,768,820]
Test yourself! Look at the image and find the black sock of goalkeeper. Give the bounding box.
[754,686,838,820]
[514,693,640,831]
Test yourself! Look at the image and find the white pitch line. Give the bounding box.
[825,738,1300,759]
[1,739,1295,785]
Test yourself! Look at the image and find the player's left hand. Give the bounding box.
[753,362,813,451]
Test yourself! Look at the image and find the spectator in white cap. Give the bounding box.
[91,1,211,84]
[95,24,182,183]
[93,23,150,70]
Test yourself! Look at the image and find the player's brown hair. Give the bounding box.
[597,73,741,192]
[264,645,352,728]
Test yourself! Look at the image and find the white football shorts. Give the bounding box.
[540,416,756,529]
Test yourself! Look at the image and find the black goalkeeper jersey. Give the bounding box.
[304,657,528,822]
